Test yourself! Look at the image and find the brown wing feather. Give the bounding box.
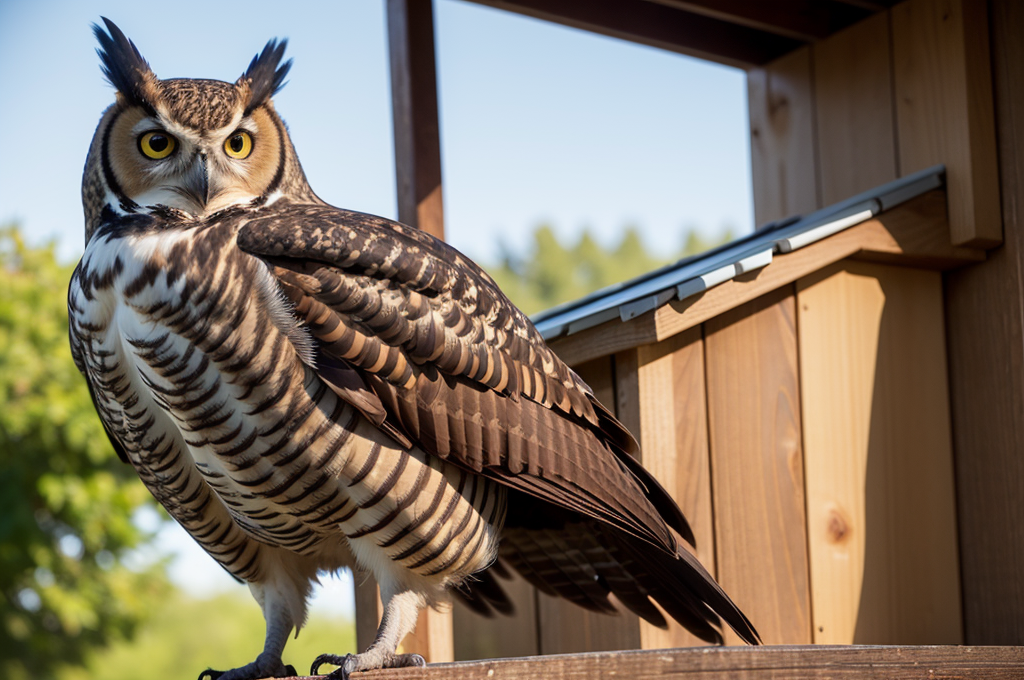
[237,204,684,551]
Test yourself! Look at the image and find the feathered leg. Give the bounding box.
[311,580,427,679]
[198,580,303,680]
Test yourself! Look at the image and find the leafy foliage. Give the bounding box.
[0,226,166,680]
[58,593,356,680]
[487,223,736,315]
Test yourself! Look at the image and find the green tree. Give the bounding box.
[485,223,735,315]
[58,593,356,680]
[0,226,166,680]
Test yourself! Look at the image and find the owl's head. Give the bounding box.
[83,18,315,237]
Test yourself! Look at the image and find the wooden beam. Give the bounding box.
[944,0,1024,644]
[798,262,962,644]
[705,288,811,645]
[285,645,1024,679]
[547,190,984,367]
[892,0,1001,247]
[380,6,451,656]
[387,0,445,240]
[645,0,870,42]
[465,0,802,69]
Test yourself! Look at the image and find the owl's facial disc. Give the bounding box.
[109,106,282,218]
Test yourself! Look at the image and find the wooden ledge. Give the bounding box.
[549,189,986,366]
[281,645,1024,679]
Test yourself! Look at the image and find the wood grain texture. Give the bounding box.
[748,46,820,227]
[891,0,1001,247]
[647,0,870,41]
[354,575,383,654]
[548,190,983,367]
[944,0,1024,644]
[305,645,1024,679]
[813,12,898,206]
[452,570,538,660]
[616,329,716,649]
[533,354,641,655]
[465,0,801,68]
[704,288,811,645]
[387,0,445,241]
[798,262,962,645]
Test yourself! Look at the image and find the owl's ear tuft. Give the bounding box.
[238,39,292,114]
[93,17,159,113]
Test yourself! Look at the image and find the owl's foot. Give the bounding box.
[311,651,426,679]
[198,653,297,680]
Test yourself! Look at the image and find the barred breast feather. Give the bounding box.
[70,199,757,648]
[67,209,506,601]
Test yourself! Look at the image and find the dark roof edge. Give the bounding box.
[532,165,946,341]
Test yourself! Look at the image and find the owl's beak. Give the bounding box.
[181,153,212,209]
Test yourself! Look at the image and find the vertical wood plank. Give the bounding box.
[891,0,1001,247]
[387,0,446,240]
[354,574,383,654]
[452,571,538,660]
[625,328,717,650]
[748,46,820,227]
[402,604,454,663]
[944,0,1024,644]
[535,355,642,655]
[813,12,897,206]
[798,262,962,645]
[705,287,811,645]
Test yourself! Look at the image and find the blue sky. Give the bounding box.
[0,0,752,615]
[0,0,752,264]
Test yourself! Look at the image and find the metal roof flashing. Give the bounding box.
[531,166,946,342]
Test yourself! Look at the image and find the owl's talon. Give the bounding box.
[311,653,353,677]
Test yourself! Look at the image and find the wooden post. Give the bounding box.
[944,0,1024,644]
[891,0,1001,247]
[387,0,446,240]
[377,0,452,663]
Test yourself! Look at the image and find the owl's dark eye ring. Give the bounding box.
[138,130,177,160]
[224,131,254,160]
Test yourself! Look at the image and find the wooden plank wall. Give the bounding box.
[748,0,999,245]
[704,288,811,645]
[942,0,1024,645]
[798,262,962,644]
[749,0,1019,644]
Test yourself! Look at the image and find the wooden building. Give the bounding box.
[356,0,1024,672]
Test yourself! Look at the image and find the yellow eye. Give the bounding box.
[138,131,177,160]
[224,131,253,159]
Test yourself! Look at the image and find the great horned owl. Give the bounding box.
[69,18,758,680]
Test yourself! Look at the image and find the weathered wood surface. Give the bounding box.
[747,46,820,227]
[891,0,1000,247]
[944,0,1024,644]
[798,262,962,644]
[705,289,810,645]
[813,11,897,206]
[387,0,446,241]
[619,329,716,650]
[280,645,1024,679]
[548,189,983,367]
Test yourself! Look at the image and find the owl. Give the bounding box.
[69,18,758,680]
